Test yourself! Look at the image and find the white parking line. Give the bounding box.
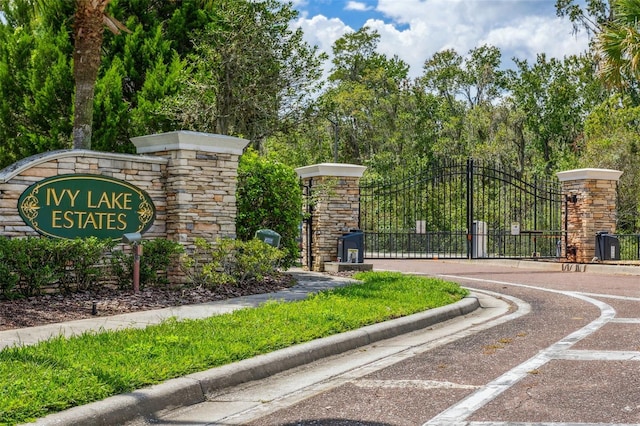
[611,318,640,323]
[424,275,617,426]
[354,379,480,390]
[555,350,640,361]
[576,293,640,302]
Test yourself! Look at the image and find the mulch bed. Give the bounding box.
[0,274,296,331]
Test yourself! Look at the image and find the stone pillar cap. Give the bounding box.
[556,168,623,182]
[295,163,367,178]
[131,131,249,155]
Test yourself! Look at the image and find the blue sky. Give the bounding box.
[288,0,591,78]
[299,0,398,29]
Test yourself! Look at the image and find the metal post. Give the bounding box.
[467,159,474,259]
[534,176,538,255]
[133,243,141,293]
[122,232,143,293]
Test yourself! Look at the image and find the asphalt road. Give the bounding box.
[128,259,640,426]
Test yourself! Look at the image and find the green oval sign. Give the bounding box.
[18,174,156,240]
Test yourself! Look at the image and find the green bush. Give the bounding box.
[110,239,184,289]
[0,238,19,298]
[16,238,61,296]
[236,150,302,268]
[57,238,116,293]
[0,236,114,297]
[181,237,284,287]
[0,234,283,297]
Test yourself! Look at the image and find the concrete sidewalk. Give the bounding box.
[10,268,479,426]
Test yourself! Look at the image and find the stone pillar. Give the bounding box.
[131,131,249,250]
[296,163,367,272]
[556,168,623,263]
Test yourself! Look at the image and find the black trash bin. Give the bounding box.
[337,230,364,263]
[595,231,620,261]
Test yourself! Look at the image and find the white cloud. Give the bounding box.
[293,14,353,80]
[481,17,589,63]
[292,0,590,79]
[294,14,353,55]
[346,1,374,12]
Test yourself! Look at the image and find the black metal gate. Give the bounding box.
[359,159,564,259]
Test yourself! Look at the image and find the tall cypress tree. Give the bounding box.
[0,0,74,167]
[0,0,324,164]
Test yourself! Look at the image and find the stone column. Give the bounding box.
[556,168,623,263]
[296,163,367,272]
[131,131,249,250]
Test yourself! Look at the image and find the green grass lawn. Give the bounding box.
[0,271,468,425]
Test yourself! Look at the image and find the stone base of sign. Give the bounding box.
[323,262,373,273]
[0,131,249,285]
[0,150,168,239]
[0,132,249,248]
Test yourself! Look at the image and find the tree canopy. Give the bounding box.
[2,0,640,230]
[0,0,324,162]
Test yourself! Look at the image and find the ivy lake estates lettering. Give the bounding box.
[18,174,156,240]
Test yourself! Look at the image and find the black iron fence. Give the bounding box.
[611,234,640,261]
[359,159,564,259]
[361,228,565,259]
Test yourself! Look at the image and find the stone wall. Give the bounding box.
[0,150,168,239]
[296,163,366,272]
[557,168,623,263]
[2,144,623,274]
[0,131,249,251]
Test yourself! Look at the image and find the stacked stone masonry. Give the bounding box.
[0,150,168,239]
[0,132,249,254]
[146,149,241,248]
[296,164,367,272]
[557,168,623,263]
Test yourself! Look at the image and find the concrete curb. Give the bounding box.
[32,296,480,426]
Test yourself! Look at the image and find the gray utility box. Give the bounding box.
[255,229,281,248]
[472,220,488,258]
[337,230,364,263]
[595,231,620,261]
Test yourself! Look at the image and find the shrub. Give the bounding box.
[10,237,63,296]
[0,236,114,297]
[57,238,116,293]
[0,237,19,298]
[111,239,184,289]
[181,237,284,287]
[236,150,302,268]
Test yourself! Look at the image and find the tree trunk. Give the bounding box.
[72,0,110,150]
